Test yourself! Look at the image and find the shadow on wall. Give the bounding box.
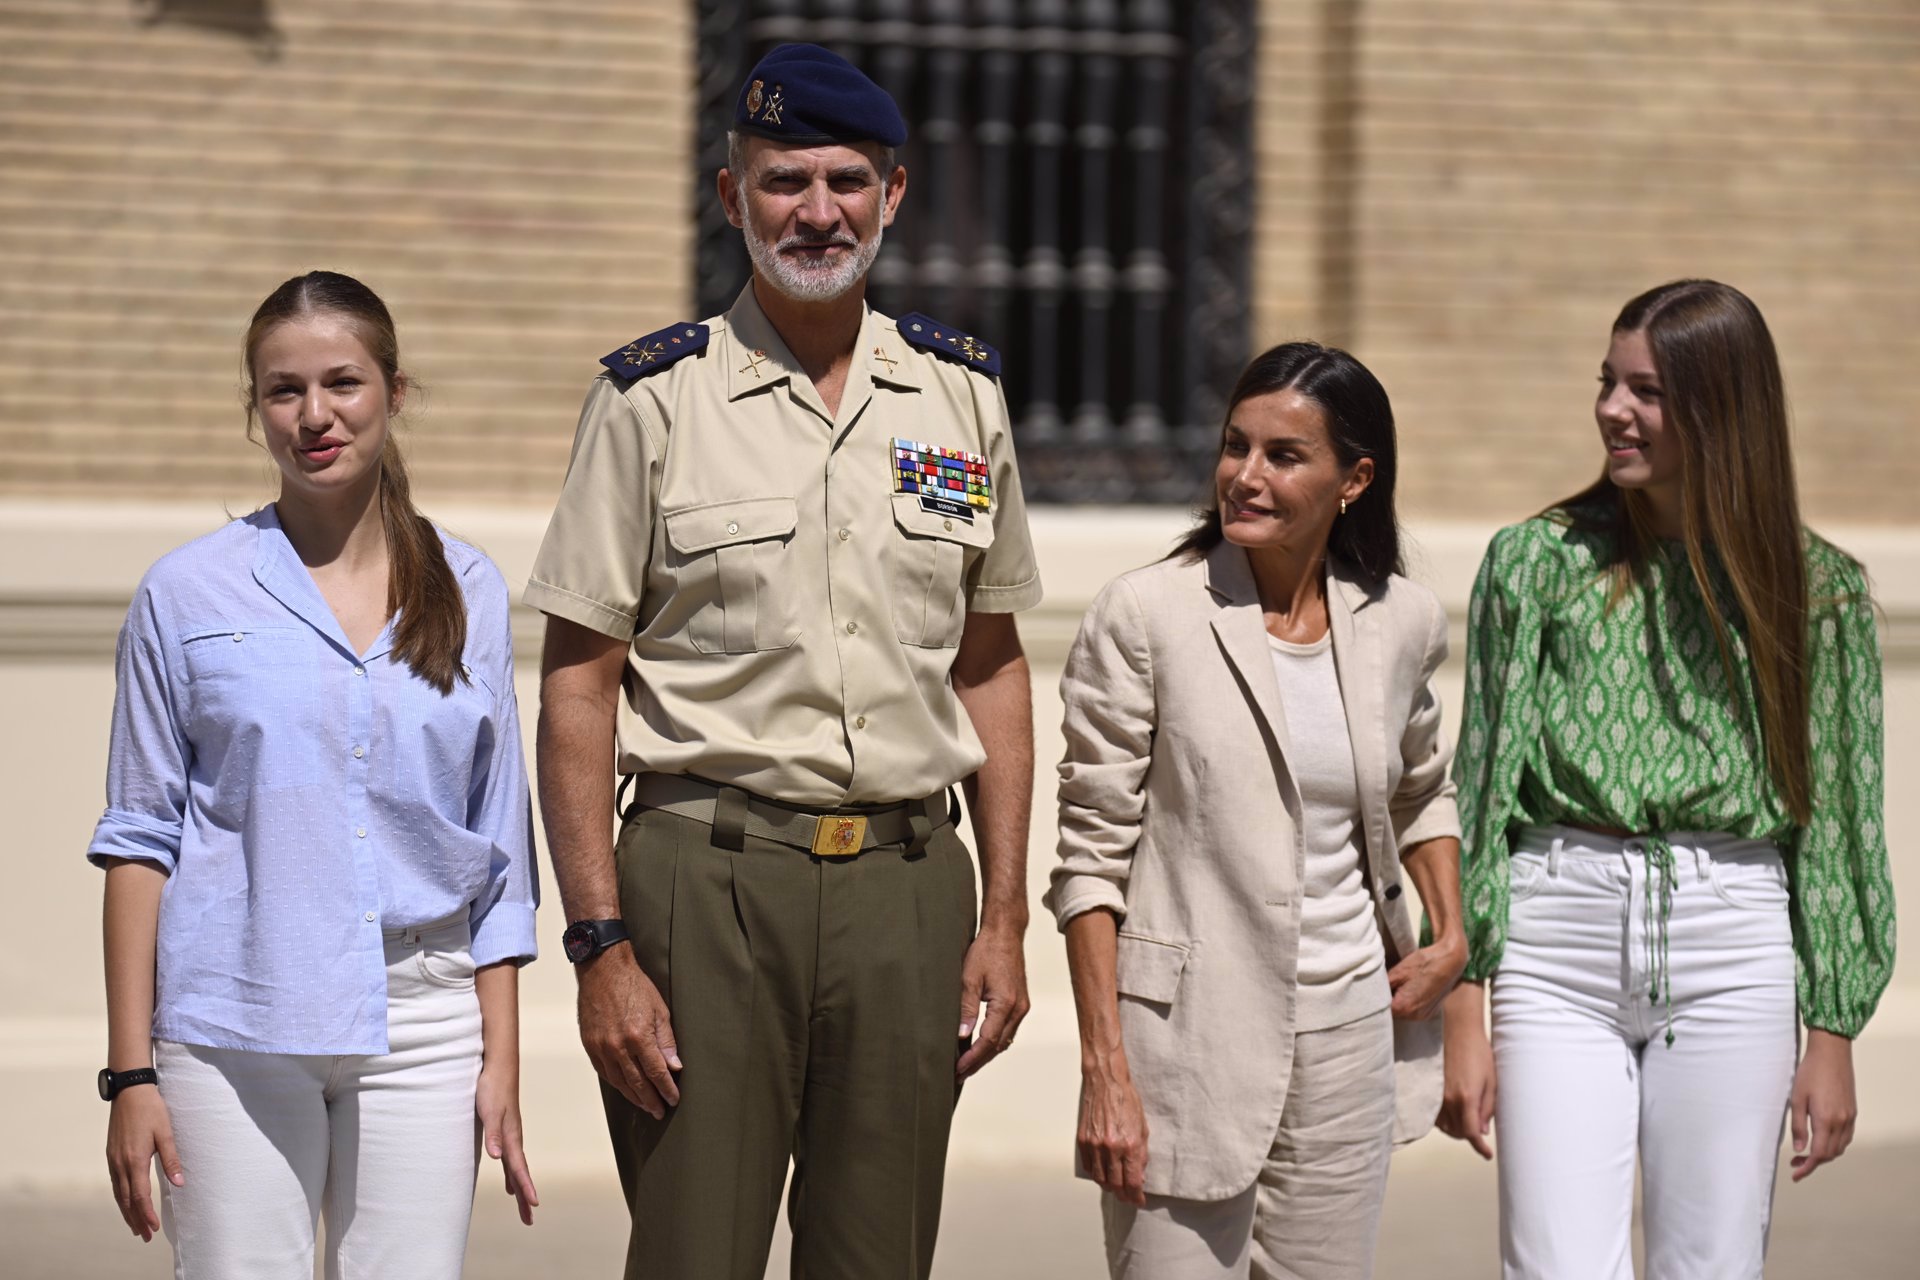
[133,0,284,61]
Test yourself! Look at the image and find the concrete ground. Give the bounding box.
[9,1137,1916,1278]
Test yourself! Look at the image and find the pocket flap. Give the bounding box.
[889,491,996,550]
[664,497,798,554]
[1114,933,1190,1004]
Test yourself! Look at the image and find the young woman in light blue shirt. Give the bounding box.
[93,271,541,1277]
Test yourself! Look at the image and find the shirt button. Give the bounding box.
[726,521,740,535]
[352,746,365,759]
[856,715,867,729]
[944,519,954,531]
[364,912,376,923]
[846,621,858,634]
[352,666,365,677]
[355,827,367,838]
[838,528,851,541]
[231,632,244,642]
[1384,883,1402,901]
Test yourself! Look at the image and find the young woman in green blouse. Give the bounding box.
[1436,279,1894,1278]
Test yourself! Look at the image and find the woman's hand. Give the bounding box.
[1387,930,1467,1022]
[1789,1028,1857,1182]
[476,1064,539,1224]
[1078,1053,1150,1207]
[106,1084,182,1242]
[1435,981,1495,1160]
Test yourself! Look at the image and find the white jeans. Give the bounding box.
[156,915,484,1280]
[1493,827,1798,1280]
[1102,1008,1396,1280]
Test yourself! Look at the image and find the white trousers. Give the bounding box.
[156,915,485,1280]
[1493,827,1798,1280]
[1101,1007,1396,1280]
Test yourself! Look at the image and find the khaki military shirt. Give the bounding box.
[526,284,1044,806]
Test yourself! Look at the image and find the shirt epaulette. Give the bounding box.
[600,323,709,378]
[897,312,1001,378]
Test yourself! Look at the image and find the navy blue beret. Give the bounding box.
[735,43,908,149]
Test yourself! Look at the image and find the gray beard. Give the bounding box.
[742,219,883,303]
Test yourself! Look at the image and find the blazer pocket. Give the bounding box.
[1114,932,1190,1005]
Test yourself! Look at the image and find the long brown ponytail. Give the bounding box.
[1556,280,1811,824]
[244,271,467,694]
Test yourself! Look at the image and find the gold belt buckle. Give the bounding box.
[811,814,868,858]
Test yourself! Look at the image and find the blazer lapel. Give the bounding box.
[1326,559,1391,870]
[1204,541,1297,776]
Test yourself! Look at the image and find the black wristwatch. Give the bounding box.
[98,1066,157,1101]
[563,918,630,965]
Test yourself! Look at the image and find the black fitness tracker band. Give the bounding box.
[562,918,630,965]
[98,1066,158,1101]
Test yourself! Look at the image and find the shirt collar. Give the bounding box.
[250,505,396,663]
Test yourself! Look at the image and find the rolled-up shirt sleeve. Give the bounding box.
[463,566,540,968]
[89,584,190,872]
[1046,577,1156,929]
[523,375,658,638]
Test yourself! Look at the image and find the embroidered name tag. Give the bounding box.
[892,438,991,520]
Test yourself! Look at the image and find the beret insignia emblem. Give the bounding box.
[746,79,764,116]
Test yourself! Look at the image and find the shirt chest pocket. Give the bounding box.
[889,492,995,648]
[179,626,321,732]
[663,498,802,655]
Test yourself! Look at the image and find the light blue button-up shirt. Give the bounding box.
[89,507,539,1055]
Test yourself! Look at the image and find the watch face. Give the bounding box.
[562,923,593,964]
[98,1067,112,1101]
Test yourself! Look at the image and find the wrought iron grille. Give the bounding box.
[695,0,1254,503]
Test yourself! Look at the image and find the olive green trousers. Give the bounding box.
[604,801,977,1280]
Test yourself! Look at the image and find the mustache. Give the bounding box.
[776,231,860,251]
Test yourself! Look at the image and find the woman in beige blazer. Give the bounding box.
[1046,343,1468,1279]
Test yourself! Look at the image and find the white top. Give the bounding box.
[1269,631,1389,1031]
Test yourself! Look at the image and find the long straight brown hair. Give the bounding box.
[244,271,467,694]
[1556,279,1810,823]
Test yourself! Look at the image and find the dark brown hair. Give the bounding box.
[1555,279,1811,823]
[244,271,466,694]
[1170,341,1403,583]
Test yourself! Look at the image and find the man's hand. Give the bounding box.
[1387,930,1467,1022]
[1790,1027,1858,1182]
[577,945,682,1119]
[956,923,1030,1079]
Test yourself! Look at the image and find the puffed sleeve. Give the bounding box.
[523,375,660,639]
[965,379,1044,613]
[1045,576,1156,929]
[1789,555,1895,1037]
[1454,526,1546,982]
[463,562,540,967]
[88,581,190,871]
[1390,589,1461,854]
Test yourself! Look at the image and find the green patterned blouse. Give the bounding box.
[1454,510,1895,1037]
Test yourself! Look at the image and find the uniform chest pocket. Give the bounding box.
[664,498,801,655]
[889,492,996,648]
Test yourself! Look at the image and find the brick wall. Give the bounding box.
[1254,0,1920,526]
[0,0,692,506]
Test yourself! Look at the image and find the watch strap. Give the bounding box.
[99,1066,158,1101]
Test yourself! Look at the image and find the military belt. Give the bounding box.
[625,773,952,859]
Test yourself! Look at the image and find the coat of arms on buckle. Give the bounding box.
[811,815,867,858]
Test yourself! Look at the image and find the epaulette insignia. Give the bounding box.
[600,323,709,378]
[897,313,1001,378]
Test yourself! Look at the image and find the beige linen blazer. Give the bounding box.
[1045,540,1461,1201]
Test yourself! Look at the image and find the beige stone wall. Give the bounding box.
[0,0,692,507]
[1254,0,1920,526]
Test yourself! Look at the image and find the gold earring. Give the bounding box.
[1339,498,1348,515]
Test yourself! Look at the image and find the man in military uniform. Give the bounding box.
[527,42,1043,1280]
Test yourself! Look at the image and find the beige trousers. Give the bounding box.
[1101,1007,1396,1280]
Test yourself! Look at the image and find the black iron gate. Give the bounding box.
[695,0,1254,504]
